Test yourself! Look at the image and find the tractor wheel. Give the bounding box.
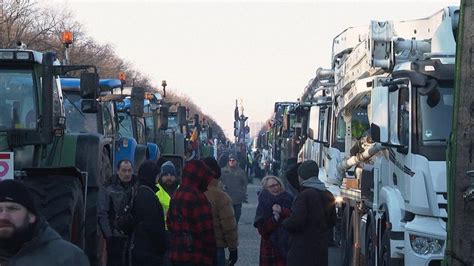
[85,149,113,266]
[23,175,85,247]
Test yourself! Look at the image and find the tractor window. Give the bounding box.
[135,117,146,144]
[102,103,115,137]
[145,116,155,143]
[118,112,133,138]
[63,92,98,133]
[0,69,37,130]
[398,87,410,146]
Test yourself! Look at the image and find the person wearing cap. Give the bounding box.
[220,154,248,223]
[203,157,238,266]
[0,180,90,265]
[278,160,336,266]
[155,161,180,222]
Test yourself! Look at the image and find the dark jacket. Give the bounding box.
[167,160,216,265]
[131,161,168,266]
[98,174,137,238]
[281,177,336,266]
[220,166,248,204]
[0,218,89,266]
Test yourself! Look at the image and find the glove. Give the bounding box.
[228,248,238,266]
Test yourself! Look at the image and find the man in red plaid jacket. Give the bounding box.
[167,160,217,266]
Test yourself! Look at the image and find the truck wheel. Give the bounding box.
[341,205,353,266]
[365,221,376,266]
[380,229,403,266]
[85,149,112,266]
[23,175,85,246]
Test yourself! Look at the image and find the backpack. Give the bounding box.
[115,185,139,235]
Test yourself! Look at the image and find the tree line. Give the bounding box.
[0,0,225,141]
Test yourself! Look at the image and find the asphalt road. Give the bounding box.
[234,178,342,266]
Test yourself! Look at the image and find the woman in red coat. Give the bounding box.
[254,176,293,266]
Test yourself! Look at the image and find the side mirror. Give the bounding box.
[370,86,389,143]
[177,106,187,126]
[159,106,169,130]
[234,128,238,137]
[193,114,200,127]
[81,99,98,113]
[80,72,99,99]
[130,87,145,117]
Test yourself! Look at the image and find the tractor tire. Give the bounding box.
[85,149,113,266]
[341,205,353,266]
[379,229,403,266]
[23,175,85,248]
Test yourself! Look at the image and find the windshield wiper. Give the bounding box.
[63,93,86,120]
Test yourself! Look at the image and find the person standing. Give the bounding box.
[202,157,239,266]
[130,160,168,266]
[167,160,216,266]
[280,160,336,266]
[156,160,180,266]
[220,154,248,223]
[0,180,89,265]
[156,161,180,220]
[98,159,137,266]
[254,176,293,266]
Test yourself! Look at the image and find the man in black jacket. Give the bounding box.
[98,159,137,266]
[0,180,89,265]
[279,160,336,266]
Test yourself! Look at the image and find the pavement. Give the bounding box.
[233,178,342,266]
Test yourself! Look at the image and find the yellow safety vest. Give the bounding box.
[155,183,179,227]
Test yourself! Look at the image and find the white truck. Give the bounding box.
[298,7,459,265]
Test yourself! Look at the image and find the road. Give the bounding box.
[234,178,342,266]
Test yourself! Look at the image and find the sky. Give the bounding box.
[49,0,460,139]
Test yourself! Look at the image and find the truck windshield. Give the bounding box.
[167,115,180,132]
[118,112,134,138]
[418,87,453,146]
[0,69,37,130]
[63,92,98,133]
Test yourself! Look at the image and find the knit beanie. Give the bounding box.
[0,180,38,215]
[228,154,238,161]
[297,160,319,180]
[160,161,177,177]
[202,157,221,179]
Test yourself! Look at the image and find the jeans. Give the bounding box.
[233,203,242,224]
[216,247,226,266]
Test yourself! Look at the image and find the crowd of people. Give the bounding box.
[0,153,336,266]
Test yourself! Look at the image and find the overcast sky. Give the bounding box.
[50,0,459,138]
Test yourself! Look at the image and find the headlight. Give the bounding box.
[409,234,444,255]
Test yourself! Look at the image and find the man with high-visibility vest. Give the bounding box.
[155,161,180,220]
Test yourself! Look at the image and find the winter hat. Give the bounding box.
[160,161,177,177]
[138,160,159,186]
[228,154,238,161]
[297,160,319,180]
[0,180,38,215]
[202,157,221,179]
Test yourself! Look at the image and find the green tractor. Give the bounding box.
[0,49,102,264]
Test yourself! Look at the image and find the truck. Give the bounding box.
[297,7,458,265]
[0,48,100,262]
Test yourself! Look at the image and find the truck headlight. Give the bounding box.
[409,234,444,255]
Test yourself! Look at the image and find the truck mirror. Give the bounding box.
[130,87,145,117]
[193,114,200,127]
[234,128,238,137]
[159,106,169,130]
[80,72,99,99]
[81,99,98,113]
[177,106,187,126]
[370,86,389,143]
[233,121,238,129]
